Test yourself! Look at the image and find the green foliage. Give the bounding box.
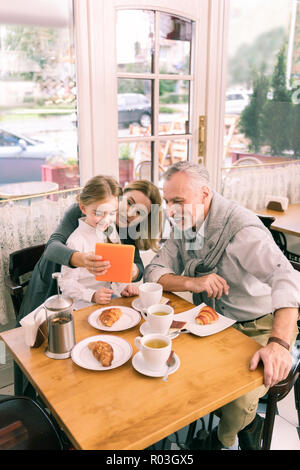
[159,80,176,96]
[119,143,132,160]
[228,27,286,87]
[262,46,293,155]
[3,26,58,71]
[240,45,299,158]
[239,72,269,153]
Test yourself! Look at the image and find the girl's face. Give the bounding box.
[118,190,152,227]
[80,197,118,230]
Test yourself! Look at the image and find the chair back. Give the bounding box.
[262,345,300,449]
[0,394,63,450]
[5,244,45,317]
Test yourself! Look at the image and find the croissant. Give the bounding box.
[88,340,113,367]
[99,307,122,327]
[195,306,219,325]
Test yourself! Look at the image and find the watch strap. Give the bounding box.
[267,336,290,351]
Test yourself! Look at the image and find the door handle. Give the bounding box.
[198,115,206,163]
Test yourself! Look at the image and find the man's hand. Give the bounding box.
[249,342,292,388]
[187,273,230,299]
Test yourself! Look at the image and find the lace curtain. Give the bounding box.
[0,190,80,325]
[222,162,300,211]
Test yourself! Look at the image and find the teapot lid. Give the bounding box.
[44,294,73,311]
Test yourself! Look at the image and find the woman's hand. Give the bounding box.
[92,287,113,304]
[121,284,139,297]
[70,251,110,276]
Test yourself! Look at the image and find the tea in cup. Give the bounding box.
[135,333,171,370]
[141,304,174,334]
[138,283,163,309]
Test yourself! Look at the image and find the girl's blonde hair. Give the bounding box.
[124,180,162,252]
[77,175,122,206]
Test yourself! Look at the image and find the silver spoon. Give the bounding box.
[162,350,176,382]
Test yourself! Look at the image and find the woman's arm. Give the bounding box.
[44,203,82,266]
[44,203,110,275]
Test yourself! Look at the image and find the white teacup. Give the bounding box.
[135,333,171,371]
[141,304,174,334]
[138,282,163,309]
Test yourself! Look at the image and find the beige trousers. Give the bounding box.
[215,314,298,448]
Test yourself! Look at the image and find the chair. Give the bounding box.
[261,345,300,450]
[5,244,45,317]
[257,214,300,262]
[135,160,164,181]
[4,244,46,396]
[0,394,64,450]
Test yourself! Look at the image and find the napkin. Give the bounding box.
[20,305,47,348]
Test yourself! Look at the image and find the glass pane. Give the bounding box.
[158,138,188,171]
[159,13,192,74]
[159,80,189,135]
[118,141,152,186]
[118,79,152,137]
[0,1,79,190]
[222,0,299,211]
[116,10,154,73]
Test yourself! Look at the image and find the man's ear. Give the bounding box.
[201,185,210,201]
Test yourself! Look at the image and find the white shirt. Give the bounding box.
[144,225,300,322]
[60,218,127,309]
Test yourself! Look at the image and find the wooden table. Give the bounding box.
[0,293,264,450]
[257,203,300,237]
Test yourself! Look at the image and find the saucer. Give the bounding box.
[132,351,180,377]
[132,296,169,313]
[139,321,179,338]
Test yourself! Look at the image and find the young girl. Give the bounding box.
[60,175,138,309]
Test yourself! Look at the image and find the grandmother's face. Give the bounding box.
[163,172,209,231]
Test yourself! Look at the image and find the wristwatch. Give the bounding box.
[267,336,290,351]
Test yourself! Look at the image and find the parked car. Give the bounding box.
[0,128,64,184]
[225,90,251,115]
[118,93,151,128]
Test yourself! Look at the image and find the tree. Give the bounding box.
[228,27,286,87]
[262,46,293,155]
[239,71,269,152]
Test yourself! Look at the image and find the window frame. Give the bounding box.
[73,0,230,191]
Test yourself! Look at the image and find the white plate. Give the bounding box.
[132,351,180,377]
[174,303,236,337]
[88,306,141,332]
[139,321,180,339]
[131,296,169,313]
[71,335,132,371]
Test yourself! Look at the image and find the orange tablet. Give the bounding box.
[95,243,135,283]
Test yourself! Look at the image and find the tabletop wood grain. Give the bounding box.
[0,293,264,450]
[256,203,300,237]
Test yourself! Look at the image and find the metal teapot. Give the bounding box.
[44,273,75,359]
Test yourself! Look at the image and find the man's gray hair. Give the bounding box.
[163,161,210,188]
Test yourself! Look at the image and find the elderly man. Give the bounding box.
[144,161,300,450]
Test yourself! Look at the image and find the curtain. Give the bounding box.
[222,162,300,211]
[0,190,80,325]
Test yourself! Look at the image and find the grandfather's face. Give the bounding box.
[163,172,208,231]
